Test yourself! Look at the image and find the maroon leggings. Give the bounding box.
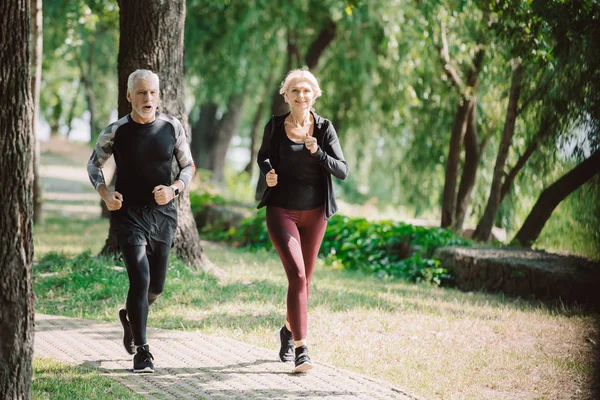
[266,206,327,341]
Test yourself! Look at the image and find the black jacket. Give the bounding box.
[256,111,349,219]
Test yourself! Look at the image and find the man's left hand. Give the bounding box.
[153,185,174,205]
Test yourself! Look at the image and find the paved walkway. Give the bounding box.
[34,314,427,400]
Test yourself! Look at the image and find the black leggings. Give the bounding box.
[120,243,170,345]
[266,206,327,341]
[113,203,177,346]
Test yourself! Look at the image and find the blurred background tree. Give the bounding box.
[36,0,600,260]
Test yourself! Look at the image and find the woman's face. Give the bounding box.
[286,79,314,110]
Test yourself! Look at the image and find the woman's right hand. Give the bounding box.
[266,169,278,187]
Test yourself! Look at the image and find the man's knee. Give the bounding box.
[148,290,162,305]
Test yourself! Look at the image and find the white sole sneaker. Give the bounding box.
[294,361,313,373]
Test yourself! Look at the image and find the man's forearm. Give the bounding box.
[97,183,109,201]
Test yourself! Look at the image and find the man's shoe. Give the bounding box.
[293,345,312,373]
[133,345,154,373]
[118,308,135,355]
[278,326,294,363]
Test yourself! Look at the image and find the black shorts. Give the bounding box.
[112,202,178,255]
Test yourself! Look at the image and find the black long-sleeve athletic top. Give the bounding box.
[87,113,195,207]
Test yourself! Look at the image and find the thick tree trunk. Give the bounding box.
[473,61,523,241]
[454,103,481,231]
[209,94,245,183]
[514,150,600,247]
[0,0,35,398]
[191,102,218,170]
[31,0,43,224]
[105,0,206,267]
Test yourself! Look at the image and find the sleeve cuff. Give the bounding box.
[311,147,325,161]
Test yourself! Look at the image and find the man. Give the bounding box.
[87,69,195,373]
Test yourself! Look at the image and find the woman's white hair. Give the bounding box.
[279,69,322,100]
[127,69,160,90]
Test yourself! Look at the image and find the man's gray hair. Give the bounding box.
[127,69,160,90]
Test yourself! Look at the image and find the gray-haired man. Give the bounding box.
[87,69,195,373]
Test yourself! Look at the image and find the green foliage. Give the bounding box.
[192,195,470,285]
[321,215,469,284]
[42,0,119,139]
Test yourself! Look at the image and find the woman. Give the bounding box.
[257,69,349,373]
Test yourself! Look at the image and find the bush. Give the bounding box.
[189,189,470,285]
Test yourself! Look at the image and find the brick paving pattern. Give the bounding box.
[34,314,427,400]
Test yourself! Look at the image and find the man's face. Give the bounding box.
[127,77,159,123]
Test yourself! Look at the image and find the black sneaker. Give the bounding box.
[293,345,312,373]
[133,345,154,373]
[278,326,294,363]
[118,308,135,355]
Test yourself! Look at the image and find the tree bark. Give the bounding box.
[0,0,35,398]
[454,103,482,231]
[105,0,206,267]
[473,60,524,241]
[31,0,43,224]
[513,150,600,247]
[191,102,218,170]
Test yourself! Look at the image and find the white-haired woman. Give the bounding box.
[257,69,349,372]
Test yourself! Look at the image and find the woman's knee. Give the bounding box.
[287,270,307,289]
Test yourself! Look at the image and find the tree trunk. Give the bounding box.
[31,0,43,224]
[209,94,245,183]
[191,102,218,170]
[305,20,336,70]
[513,150,600,247]
[473,60,523,241]
[106,0,206,267]
[500,117,552,202]
[0,0,35,398]
[437,19,487,229]
[441,98,473,228]
[454,103,481,231]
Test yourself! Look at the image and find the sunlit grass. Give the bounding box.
[31,358,142,400]
[33,237,598,400]
[33,213,109,257]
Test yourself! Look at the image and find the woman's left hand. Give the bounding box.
[304,133,318,154]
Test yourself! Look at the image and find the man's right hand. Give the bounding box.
[103,191,123,211]
[266,169,278,187]
[98,184,123,210]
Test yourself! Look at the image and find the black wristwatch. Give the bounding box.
[170,185,180,198]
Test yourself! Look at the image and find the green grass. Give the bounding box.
[31,358,142,400]
[33,240,599,400]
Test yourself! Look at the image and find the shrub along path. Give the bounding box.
[34,313,426,400]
